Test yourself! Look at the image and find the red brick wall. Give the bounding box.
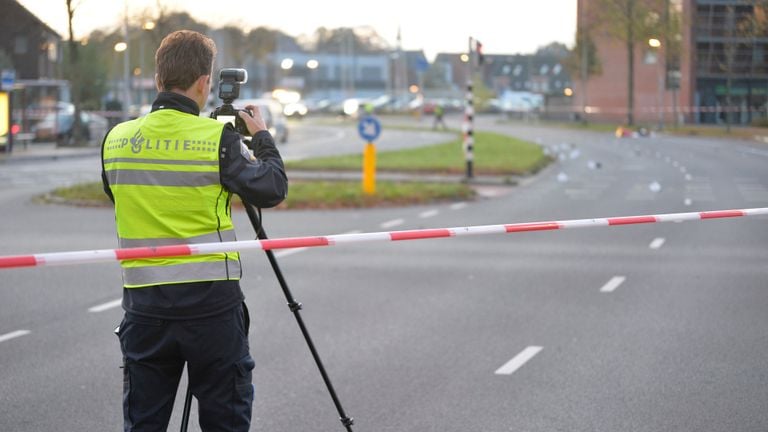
[573,0,692,125]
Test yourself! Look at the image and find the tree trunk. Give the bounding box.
[66,0,83,147]
[724,5,734,133]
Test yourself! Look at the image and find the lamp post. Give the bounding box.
[306,59,319,97]
[114,41,129,121]
[280,58,293,90]
[648,38,664,130]
[139,20,155,106]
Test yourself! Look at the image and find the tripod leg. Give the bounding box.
[243,202,354,432]
[180,384,192,432]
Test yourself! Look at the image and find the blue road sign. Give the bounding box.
[415,57,430,73]
[1,70,15,92]
[358,115,382,142]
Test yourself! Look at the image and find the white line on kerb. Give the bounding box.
[88,298,123,313]
[380,218,404,229]
[274,247,308,258]
[600,276,627,293]
[495,346,543,375]
[419,209,439,219]
[0,330,31,343]
[649,237,666,249]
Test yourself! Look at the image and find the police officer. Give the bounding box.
[101,30,287,431]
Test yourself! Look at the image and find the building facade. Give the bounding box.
[688,0,768,124]
[574,0,767,126]
[0,0,62,80]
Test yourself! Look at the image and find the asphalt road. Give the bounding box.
[1,117,767,431]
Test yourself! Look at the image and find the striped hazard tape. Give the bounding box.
[1,207,766,270]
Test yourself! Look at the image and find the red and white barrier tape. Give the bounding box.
[1,207,766,270]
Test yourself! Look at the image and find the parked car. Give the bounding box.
[238,98,289,144]
[32,103,108,146]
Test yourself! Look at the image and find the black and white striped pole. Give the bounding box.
[463,37,475,179]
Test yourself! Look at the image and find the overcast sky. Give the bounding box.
[18,0,577,60]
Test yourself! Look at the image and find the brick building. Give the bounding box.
[574,0,767,126]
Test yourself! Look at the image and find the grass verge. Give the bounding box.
[285,131,549,175]
[38,180,475,209]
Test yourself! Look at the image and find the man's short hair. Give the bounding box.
[155,30,217,92]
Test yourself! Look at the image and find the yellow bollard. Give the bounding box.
[362,142,376,195]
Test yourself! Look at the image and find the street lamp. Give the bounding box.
[113,41,130,120]
[306,59,319,96]
[648,38,664,130]
[139,21,155,105]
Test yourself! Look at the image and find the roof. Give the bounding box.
[1,0,62,39]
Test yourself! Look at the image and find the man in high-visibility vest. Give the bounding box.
[101,30,287,431]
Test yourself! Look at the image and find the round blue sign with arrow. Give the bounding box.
[358,115,382,142]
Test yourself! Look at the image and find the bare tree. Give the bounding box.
[65,0,83,146]
[593,0,663,126]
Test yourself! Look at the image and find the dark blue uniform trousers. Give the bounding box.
[117,304,254,431]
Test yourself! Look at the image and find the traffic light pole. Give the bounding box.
[463,37,475,179]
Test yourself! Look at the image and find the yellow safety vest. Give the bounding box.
[102,109,241,288]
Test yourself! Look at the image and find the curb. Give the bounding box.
[0,147,101,164]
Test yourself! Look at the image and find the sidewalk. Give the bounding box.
[0,142,101,164]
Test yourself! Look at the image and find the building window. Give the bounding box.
[46,41,58,61]
[360,66,381,81]
[15,36,28,54]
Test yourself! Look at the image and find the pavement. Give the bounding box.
[0,141,101,164]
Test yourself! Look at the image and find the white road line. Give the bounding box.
[450,202,467,210]
[0,330,31,343]
[495,346,543,375]
[600,276,627,293]
[274,248,308,258]
[684,198,693,206]
[419,209,439,219]
[649,237,666,249]
[380,218,405,229]
[88,298,123,313]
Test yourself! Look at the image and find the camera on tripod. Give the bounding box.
[210,68,252,136]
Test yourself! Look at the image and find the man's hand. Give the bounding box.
[238,105,268,136]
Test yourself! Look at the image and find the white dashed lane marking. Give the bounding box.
[88,299,123,313]
[600,276,626,293]
[380,219,405,229]
[649,238,666,250]
[0,330,31,344]
[495,346,543,375]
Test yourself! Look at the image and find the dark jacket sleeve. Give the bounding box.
[101,127,115,204]
[220,127,288,208]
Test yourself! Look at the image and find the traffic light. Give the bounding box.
[476,40,485,66]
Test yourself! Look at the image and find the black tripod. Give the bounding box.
[180,201,354,432]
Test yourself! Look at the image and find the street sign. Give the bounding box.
[1,70,15,92]
[357,115,381,142]
[415,57,430,73]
